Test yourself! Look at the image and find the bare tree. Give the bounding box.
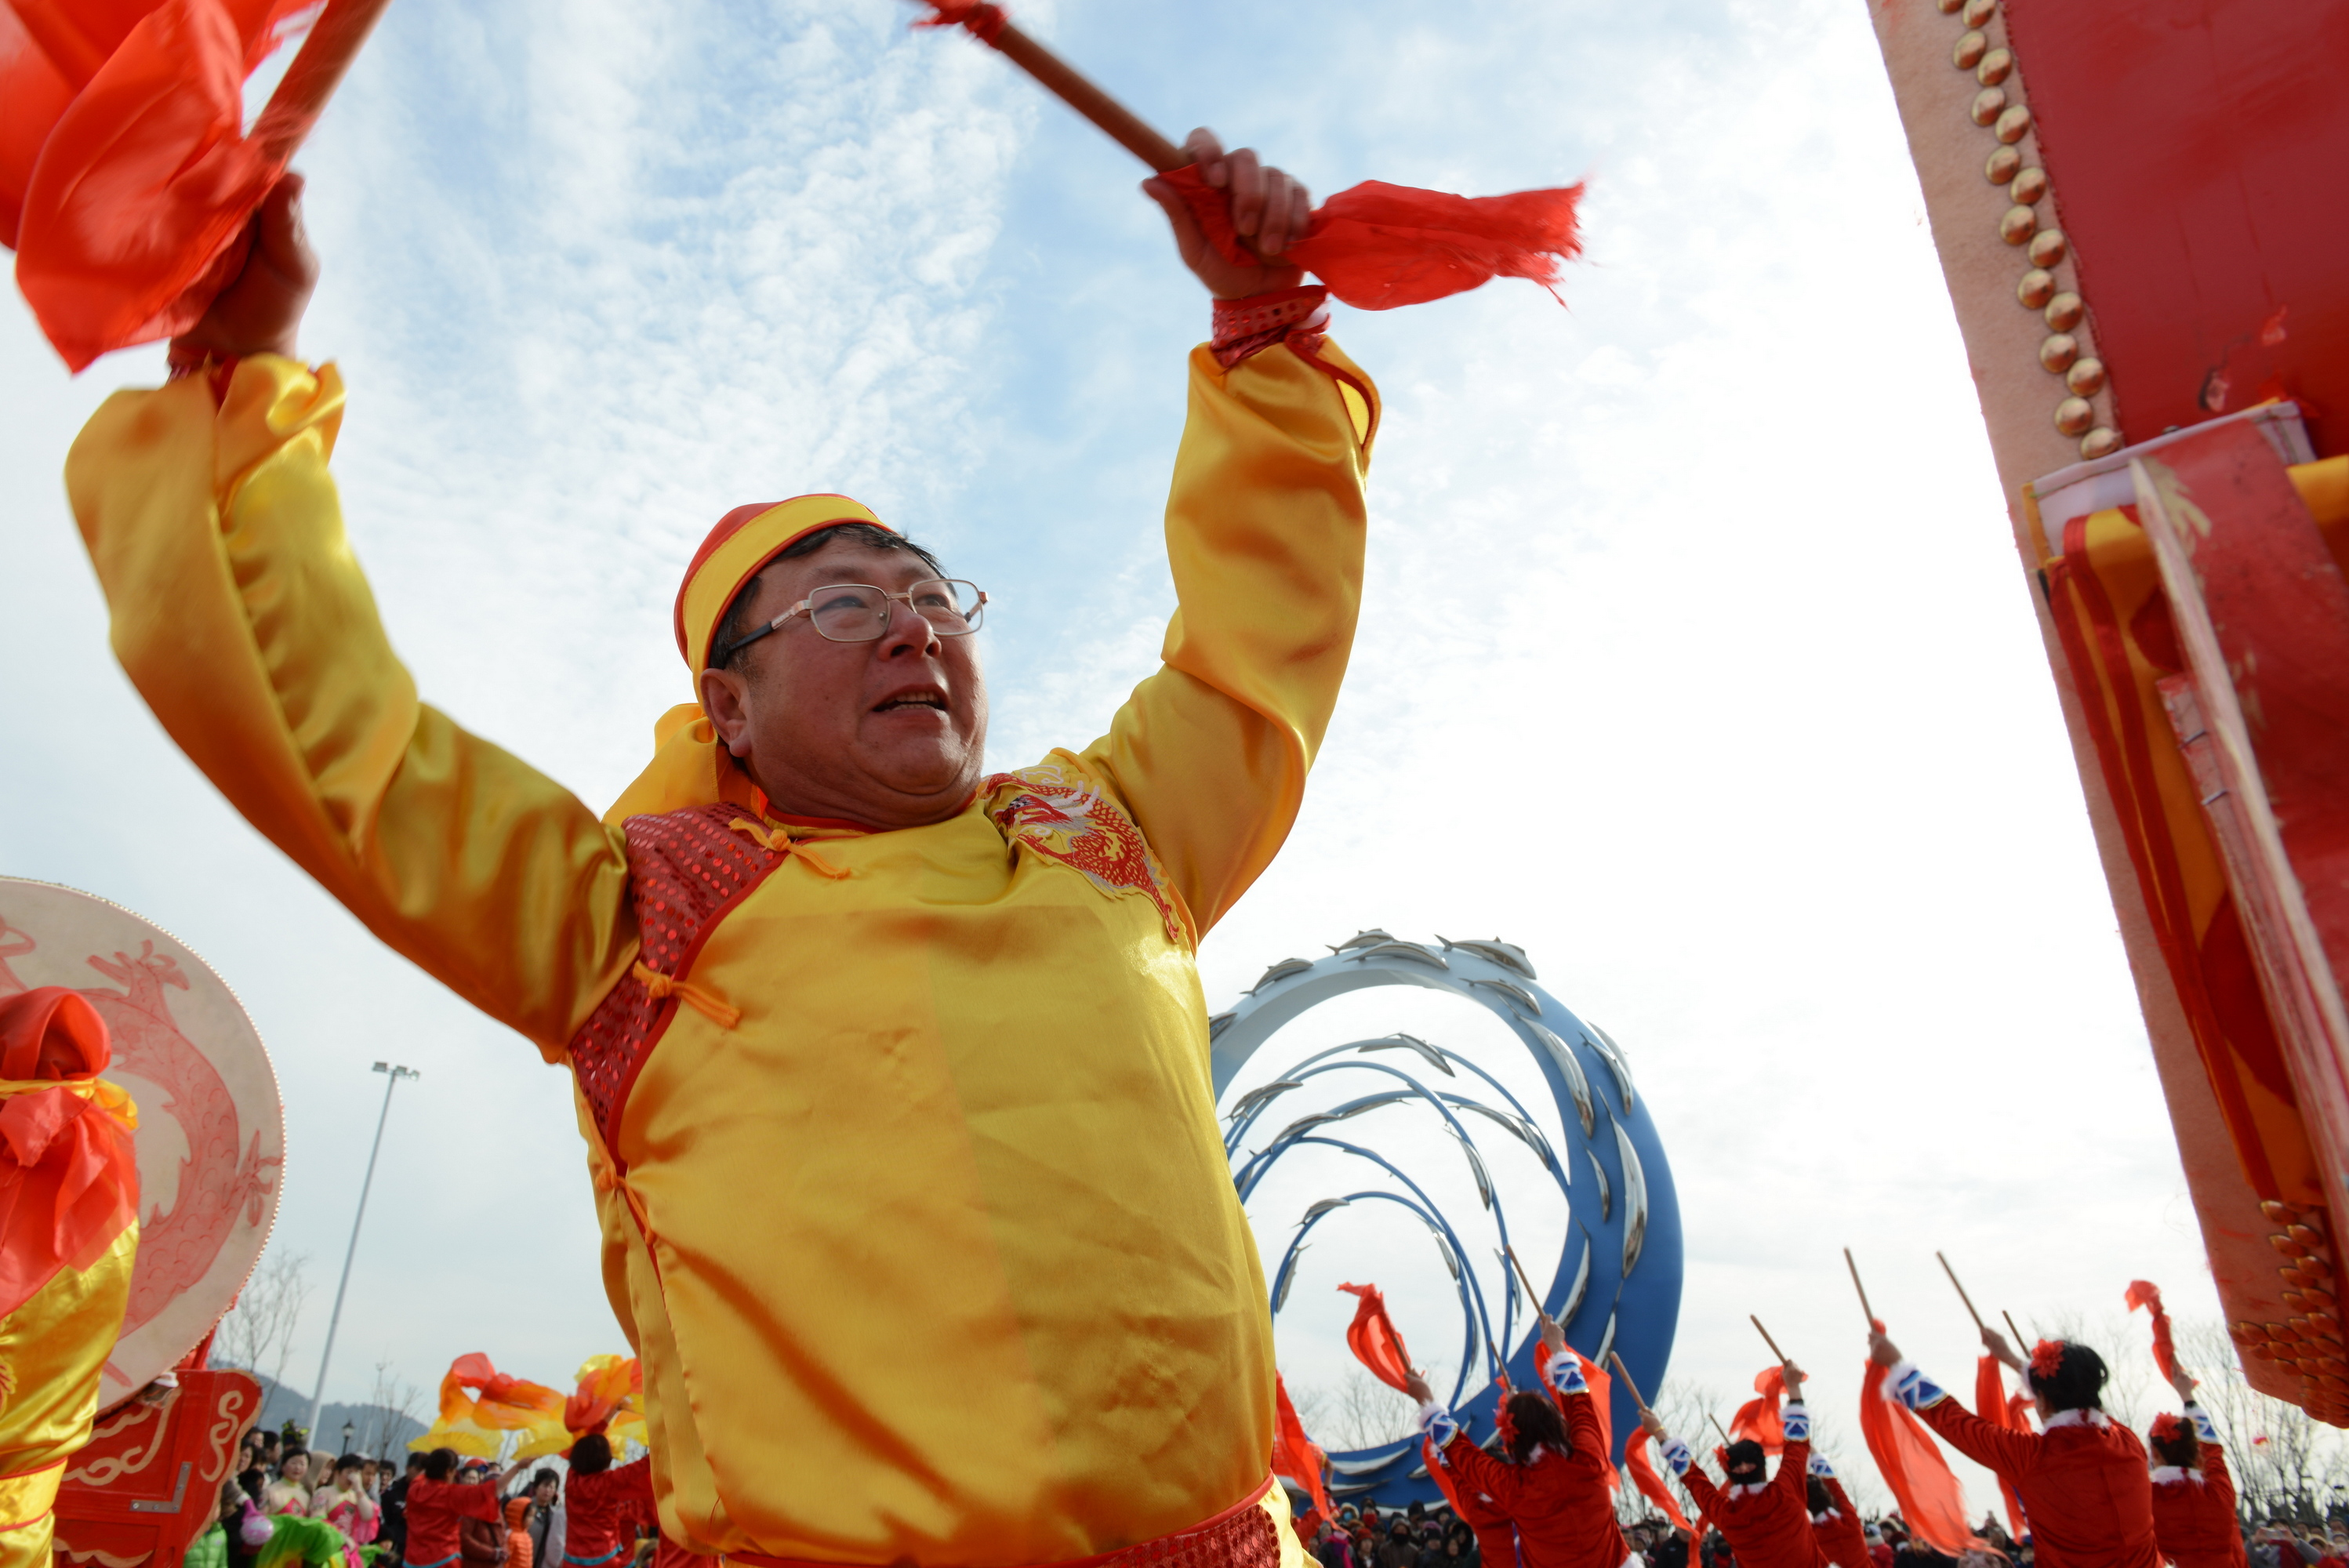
[2173,1318,2349,1525]
[363,1359,430,1459]
[214,1248,312,1395]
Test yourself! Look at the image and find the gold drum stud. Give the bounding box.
[1962,0,1995,24]
[1977,47,2013,85]
[1972,88,2008,125]
[2028,227,2067,267]
[2018,269,2057,309]
[1995,104,2033,143]
[2000,205,2038,245]
[2041,333,2079,372]
[2080,428,2122,459]
[1938,0,1965,12]
[1954,29,1988,67]
[2044,291,2083,330]
[2067,358,2108,396]
[1986,147,2022,184]
[2056,397,2095,437]
[2012,166,2048,204]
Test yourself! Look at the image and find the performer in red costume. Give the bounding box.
[1868,1328,2159,1568]
[557,1436,654,1568]
[401,1453,525,1568]
[1404,1316,1629,1568]
[1641,1362,1827,1568]
[2146,1363,2243,1568]
[1803,1454,1870,1568]
[1421,1426,1519,1568]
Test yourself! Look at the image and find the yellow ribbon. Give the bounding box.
[0,1078,138,1131]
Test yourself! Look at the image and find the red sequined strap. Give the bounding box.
[165,344,243,406]
[1211,285,1331,369]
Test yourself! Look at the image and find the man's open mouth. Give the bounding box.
[873,691,948,713]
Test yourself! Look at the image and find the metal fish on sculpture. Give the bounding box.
[1250,956,1317,992]
[1273,1243,1308,1311]
[1586,1146,1612,1221]
[1208,1010,1236,1041]
[1614,1120,1649,1275]
[1328,1091,1414,1122]
[1447,1097,1559,1173]
[1581,1021,1636,1110]
[1595,1304,1620,1367]
[1357,1032,1456,1077]
[1455,1132,1495,1210]
[1525,1022,1596,1137]
[1559,1224,1592,1326]
[1432,1231,1461,1280]
[1327,928,1398,953]
[1299,1196,1352,1225]
[1466,976,1542,1017]
[1275,1111,1341,1142]
[1436,935,1539,979]
[1349,940,1450,971]
[1224,1078,1305,1122]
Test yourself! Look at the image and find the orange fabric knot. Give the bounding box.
[727,818,851,880]
[630,962,742,1029]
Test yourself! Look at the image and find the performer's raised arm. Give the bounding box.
[64,176,637,1055]
[1071,128,1380,936]
[1868,1328,2039,1478]
[1643,1407,1727,1516]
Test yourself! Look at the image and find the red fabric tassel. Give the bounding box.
[0,988,139,1322]
[2126,1279,2180,1381]
[1625,1426,1693,1534]
[2,0,319,370]
[1271,1374,1334,1523]
[1974,1357,2028,1541]
[1860,1347,1982,1559]
[1730,1365,1788,1454]
[1161,163,1582,312]
[1336,1281,1416,1392]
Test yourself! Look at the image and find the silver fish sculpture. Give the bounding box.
[1348,940,1450,971]
[1595,1305,1619,1368]
[1250,956,1317,992]
[1436,935,1539,980]
[1496,1247,1522,1308]
[1559,1225,1592,1327]
[1328,1091,1414,1122]
[1586,1147,1612,1222]
[1466,976,1542,1017]
[1408,1465,1430,1481]
[1327,928,1398,953]
[1525,1022,1596,1137]
[1300,1196,1352,1225]
[1447,1098,1559,1173]
[1456,1132,1495,1210]
[1614,1120,1650,1276]
[1275,1111,1340,1143]
[1224,1078,1305,1123]
[1207,1010,1237,1042]
[1327,1454,1396,1475]
[1432,1232,1461,1280]
[1273,1243,1307,1312]
[1582,1021,1636,1111]
[1358,1032,1456,1077]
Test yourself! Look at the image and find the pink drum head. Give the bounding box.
[0,878,284,1410]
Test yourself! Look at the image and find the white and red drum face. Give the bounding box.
[0,878,283,1410]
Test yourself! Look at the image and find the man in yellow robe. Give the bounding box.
[64,136,1374,1568]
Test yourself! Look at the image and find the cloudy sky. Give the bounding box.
[2,0,2223,1512]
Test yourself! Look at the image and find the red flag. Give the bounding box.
[1336,1281,1416,1392]
[2126,1279,2180,1382]
[1625,1426,1693,1534]
[1860,1352,1983,1558]
[0,0,378,369]
[1272,1374,1333,1523]
[1974,1357,2027,1542]
[1730,1366,1788,1454]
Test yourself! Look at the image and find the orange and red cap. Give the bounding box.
[673,495,895,677]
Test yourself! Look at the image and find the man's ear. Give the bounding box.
[699,665,754,757]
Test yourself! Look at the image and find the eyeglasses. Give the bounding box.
[721,578,988,659]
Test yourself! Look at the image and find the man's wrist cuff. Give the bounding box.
[1418,1401,1460,1449]
[1545,1347,1588,1394]
[1661,1436,1693,1476]
[1886,1360,1946,1411]
[2185,1403,2220,1443]
[1783,1399,1812,1443]
[1210,285,1331,369]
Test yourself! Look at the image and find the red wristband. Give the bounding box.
[1210,284,1330,369]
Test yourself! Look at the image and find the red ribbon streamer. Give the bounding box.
[1336,1281,1416,1392]
[2126,1279,2180,1382]
[1974,1357,2028,1542]
[1859,1344,1983,1559]
[1730,1365,1788,1454]
[1625,1425,1693,1534]
[1271,1374,1333,1524]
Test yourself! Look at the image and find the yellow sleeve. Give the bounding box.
[1075,339,1377,937]
[64,358,637,1057]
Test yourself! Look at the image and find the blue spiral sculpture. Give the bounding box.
[1211,931,1683,1505]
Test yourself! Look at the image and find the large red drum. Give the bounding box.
[0,877,284,1408]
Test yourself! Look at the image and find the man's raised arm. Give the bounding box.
[1073,130,1381,938]
[65,177,637,1055]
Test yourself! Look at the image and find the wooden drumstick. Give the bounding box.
[1505,1243,1546,1316]
[1936,1251,1987,1333]
[1751,1315,1788,1363]
[1609,1351,1651,1414]
[2004,1310,2028,1350]
[1844,1247,1877,1327]
[1709,1414,1733,1444]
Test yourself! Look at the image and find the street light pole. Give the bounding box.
[305,1062,418,1444]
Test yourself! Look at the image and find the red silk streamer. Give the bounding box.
[437,1352,566,1429]
[2126,1279,2180,1382]
[0,0,329,369]
[1272,1374,1334,1524]
[1625,1426,1693,1534]
[1336,1282,1416,1393]
[0,987,139,1323]
[1730,1365,1788,1454]
[1160,163,1583,312]
[1974,1358,2027,1542]
[1859,1346,1982,1558]
[564,1356,643,1438]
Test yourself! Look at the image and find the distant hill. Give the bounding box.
[223,1370,431,1461]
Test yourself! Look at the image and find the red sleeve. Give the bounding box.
[1438,1431,1523,1514]
[453,1483,504,1524]
[1914,1396,2039,1479]
[1561,1392,1610,1475]
[619,1458,655,1525]
[1777,1439,1810,1505]
[1683,1466,1726,1515]
[1828,1479,1856,1517]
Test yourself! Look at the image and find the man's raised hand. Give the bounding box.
[171,173,318,365]
[1142,129,1309,299]
[1868,1329,1902,1368]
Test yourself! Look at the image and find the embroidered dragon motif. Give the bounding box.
[982,764,1189,948]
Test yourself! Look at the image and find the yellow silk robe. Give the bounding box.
[67,339,1376,1565]
[0,1226,138,1568]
